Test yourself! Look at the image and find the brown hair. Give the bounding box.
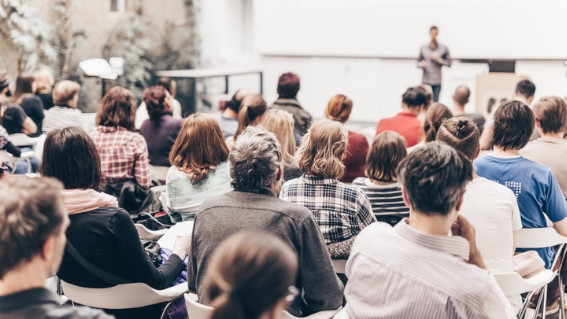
[416,84,433,109]
[533,96,567,134]
[365,131,407,183]
[492,100,534,150]
[452,85,470,106]
[202,231,297,319]
[53,80,80,106]
[262,109,295,163]
[277,73,300,99]
[142,85,169,125]
[436,117,480,160]
[325,94,353,123]
[298,119,348,179]
[234,94,267,140]
[12,73,35,104]
[169,113,229,183]
[424,102,452,142]
[95,86,136,131]
[34,69,54,94]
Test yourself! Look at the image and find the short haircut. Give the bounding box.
[169,113,229,183]
[41,127,103,190]
[453,85,470,106]
[298,119,348,179]
[397,142,473,216]
[436,117,480,160]
[402,87,427,109]
[234,94,267,139]
[277,72,300,99]
[515,79,536,99]
[34,69,54,94]
[533,96,567,134]
[424,103,452,142]
[230,125,282,190]
[365,131,407,183]
[492,100,534,150]
[325,94,353,123]
[142,85,168,124]
[0,176,66,278]
[53,80,80,106]
[95,86,136,131]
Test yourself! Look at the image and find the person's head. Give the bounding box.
[142,85,171,125]
[436,117,480,160]
[234,94,267,139]
[401,87,427,112]
[298,119,348,179]
[262,109,295,162]
[202,231,298,319]
[277,73,300,99]
[95,86,136,131]
[325,94,353,123]
[156,77,176,97]
[532,96,567,135]
[0,176,69,280]
[230,125,282,192]
[429,25,439,40]
[34,69,54,94]
[452,85,470,107]
[52,80,80,108]
[41,127,102,191]
[416,84,433,109]
[0,70,11,97]
[13,73,35,103]
[365,131,407,183]
[225,89,248,114]
[169,113,229,183]
[514,79,536,105]
[424,102,453,142]
[491,100,535,151]
[486,97,497,114]
[397,142,473,217]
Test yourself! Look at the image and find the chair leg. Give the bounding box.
[533,286,545,319]
[542,284,548,318]
[559,278,565,319]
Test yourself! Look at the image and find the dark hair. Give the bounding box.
[277,73,300,99]
[436,117,480,160]
[0,176,66,278]
[142,85,168,125]
[12,73,35,103]
[515,79,536,98]
[95,86,136,131]
[156,77,173,94]
[453,85,470,106]
[486,97,497,114]
[430,25,438,31]
[225,89,247,113]
[202,231,297,319]
[41,127,103,190]
[402,87,427,109]
[234,94,267,139]
[492,100,534,150]
[533,96,567,134]
[365,131,407,182]
[397,142,473,216]
[415,84,433,109]
[424,103,452,142]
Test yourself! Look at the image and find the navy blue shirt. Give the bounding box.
[139,112,183,167]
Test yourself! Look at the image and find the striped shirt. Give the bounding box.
[345,221,514,319]
[352,177,409,225]
[42,105,85,133]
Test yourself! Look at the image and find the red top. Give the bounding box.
[341,130,369,183]
[375,112,423,147]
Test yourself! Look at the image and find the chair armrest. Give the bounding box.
[154,282,188,299]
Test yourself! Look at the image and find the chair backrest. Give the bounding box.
[185,293,213,319]
[134,223,167,241]
[516,227,567,249]
[492,270,555,296]
[331,259,347,274]
[8,133,38,147]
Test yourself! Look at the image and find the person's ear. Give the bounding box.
[401,187,411,207]
[454,191,466,212]
[276,166,283,182]
[41,236,56,262]
[474,147,480,160]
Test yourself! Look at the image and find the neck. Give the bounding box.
[493,146,520,157]
[514,95,530,105]
[0,261,48,296]
[452,103,465,115]
[370,178,395,185]
[540,131,564,140]
[402,105,420,116]
[222,108,238,119]
[408,210,453,236]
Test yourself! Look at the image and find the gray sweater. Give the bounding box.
[189,190,343,316]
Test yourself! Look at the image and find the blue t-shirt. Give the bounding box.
[475,155,567,268]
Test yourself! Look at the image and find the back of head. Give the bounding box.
[397,142,473,216]
[41,127,102,190]
[230,125,281,191]
[533,96,567,134]
[424,103,453,142]
[277,73,300,99]
[169,113,229,183]
[156,77,173,94]
[34,69,54,94]
[95,86,136,131]
[261,109,296,161]
[202,231,298,319]
[298,119,348,179]
[436,117,480,160]
[13,73,35,103]
[515,79,536,99]
[225,89,248,113]
[0,176,66,279]
[142,85,168,125]
[52,80,80,106]
[234,94,267,139]
[452,85,470,106]
[492,100,534,150]
[366,131,407,183]
[415,84,433,109]
[402,87,427,109]
[325,94,353,123]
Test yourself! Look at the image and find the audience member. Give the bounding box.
[34,69,54,110]
[280,120,376,259]
[166,113,232,222]
[423,102,452,142]
[325,94,369,183]
[225,93,267,150]
[43,80,84,133]
[0,71,37,135]
[201,231,298,319]
[217,89,247,138]
[0,125,39,175]
[0,176,113,319]
[139,85,183,167]
[12,73,44,137]
[353,131,409,226]
[375,87,426,147]
[270,72,312,138]
[417,25,451,102]
[416,83,434,122]
[189,125,343,317]
[345,142,514,318]
[135,77,182,129]
[262,109,301,181]
[451,85,485,133]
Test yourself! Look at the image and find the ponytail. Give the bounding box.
[209,291,246,319]
[233,94,267,140]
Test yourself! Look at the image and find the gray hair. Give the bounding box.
[230,125,282,190]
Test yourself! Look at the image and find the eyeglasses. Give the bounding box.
[285,286,299,303]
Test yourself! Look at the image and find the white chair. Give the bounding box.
[149,165,169,183]
[8,133,38,147]
[135,223,168,241]
[332,308,349,319]
[0,149,36,174]
[331,259,347,274]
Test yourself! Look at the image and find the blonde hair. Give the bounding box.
[298,119,348,179]
[52,80,80,106]
[262,109,295,162]
[34,69,54,94]
[325,94,353,123]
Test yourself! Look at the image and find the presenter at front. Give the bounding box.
[418,25,451,102]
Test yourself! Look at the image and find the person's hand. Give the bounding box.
[172,235,191,258]
[451,215,486,269]
[418,61,427,68]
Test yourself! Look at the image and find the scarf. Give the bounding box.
[62,188,118,215]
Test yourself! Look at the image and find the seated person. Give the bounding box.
[262,109,301,181]
[0,71,37,135]
[280,120,376,259]
[42,80,85,133]
[189,126,343,317]
[0,124,39,174]
[34,69,55,110]
[423,102,452,142]
[217,89,247,138]
[41,127,190,319]
[12,73,44,137]
[135,77,182,129]
[353,131,409,226]
[269,72,312,138]
[201,231,297,319]
[0,176,113,319]
[225,94,267,150]
[345,143,514,318]
[451,85,485,133]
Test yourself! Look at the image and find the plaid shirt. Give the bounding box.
[280,174,376,244]
[91,126,151,189]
